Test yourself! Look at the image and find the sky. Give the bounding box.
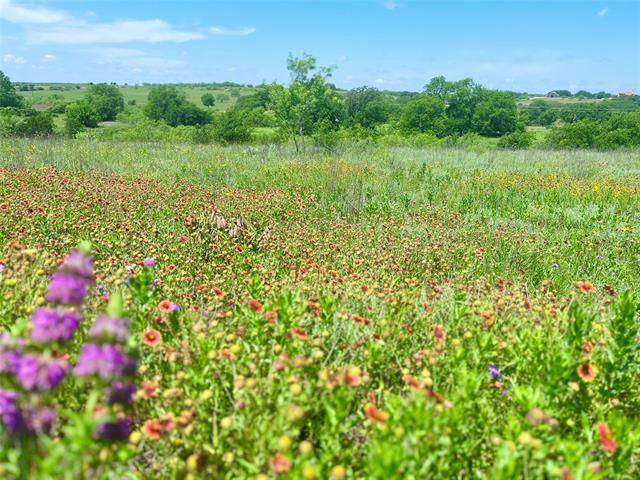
[1,0,639,93]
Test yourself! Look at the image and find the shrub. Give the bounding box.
[497,131,534,149]
[64,101,101,136]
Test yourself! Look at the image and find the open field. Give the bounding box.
[18,84,256,110]
[0,139,639,478]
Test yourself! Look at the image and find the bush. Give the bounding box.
[64,101,101,136]
[211,108,251,144]
[497,131,534,149]
[0,110,55,138]
[145,86,211,127]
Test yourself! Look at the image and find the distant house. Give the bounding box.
[546,91,560,98]
[619,90,637,97]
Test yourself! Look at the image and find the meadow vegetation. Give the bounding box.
[0,138,639,478]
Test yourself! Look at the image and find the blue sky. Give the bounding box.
[1,0,639,93]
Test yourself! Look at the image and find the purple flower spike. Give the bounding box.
[95,418,132,441]
[74,344,133,380]
[24,406,57,434]
[106,381,136,406]
[488,364,502,381]
[17,355,68,391]
[0,389,23,435]
[0,350,22,375]
[60,251,94,278]
[31,308,80,343]
[89,315,130,343]
[46,273,89,305]
[143,258,155,267]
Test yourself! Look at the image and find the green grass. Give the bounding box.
[18,84,256,109]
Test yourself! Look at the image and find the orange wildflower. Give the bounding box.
[142,419,163,440]
[577,363,598,382]
[143,329,162,347]
[158,300,173,313]
[596,422,617,453]
[270,454,292,474]
[364,403,389,426]
[248,299,263,313]
[576,281,596,294]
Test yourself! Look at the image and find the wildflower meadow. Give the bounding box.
[0,138,639,478]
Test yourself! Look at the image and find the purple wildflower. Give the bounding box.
[17,355,67,391]
[46,272,89,305]
[0,350,22,375]
[74,344,134,380]
[95,418,131,441]
[88,315,130,343]
[60,251,94,278]
[31,308,80,343]
[0,263,5,273]
[488,364,502,381]
[105,381,136,406]
[23,406,57,434]
[0,389,23,434]
[143,258,155,268]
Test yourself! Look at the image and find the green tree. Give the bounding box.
[0,70,23,108]
[268,52,343,151]
[145,86,211,127]
[471,90,519,136]
[201,93,216,108]
[64,100,101,136]
[211,107,252,144]
[85,83,124,121]
[398,94,446,133]
[424,76,486,135]
[344,87,393,128]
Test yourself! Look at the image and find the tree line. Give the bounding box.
[1,54,639,150]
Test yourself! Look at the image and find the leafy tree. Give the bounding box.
[64,100,101,136]
[145,86,211,127]
[398,94,446,133]
[211,107,252,144]
[471,90,519,136]
[0,70,23,108]
[85,83,124,121]
[268,52,343,151]
[424,76,486,135]
[344,87,393,128]
[201,93,216,108]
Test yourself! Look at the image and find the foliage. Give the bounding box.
[472,90,520,137]
[344,87,394,129]
[398,94,446,134]
[0,71,23,109]
[145,86,211,127]
[497,131,534,149]
[211,107,252,144]
[0,109,54,138]
[85,83,125,121]
[64,101,101,136]
[268,53,344,151]
[201,93,216,108]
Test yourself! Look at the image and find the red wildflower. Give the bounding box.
[433,324,446,342]
[248,299,263,313]
[596,422,617,453]
[577,363,598,382]
[364,403,389,426]
[289,328,309,341]
[143,329,162,347]
[158,300,173,313]
[142,419,162,440]
[270,454,292,474]
[576,281,596,294]
[212,287,224,299]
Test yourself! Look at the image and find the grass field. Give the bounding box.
[0,139,639,478]
[18,84,256,110]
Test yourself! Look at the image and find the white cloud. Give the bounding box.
[2,53,27,64]
[338,55,348,62]
[27,19,204,45]
[209,26,256,36]
[597,8,608,17]
[88,47,187,70]
[28,19,204,44]
[383,0,399,10]
[0,0,68,24]
[374,78,385,84]
[42,54,56,62]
